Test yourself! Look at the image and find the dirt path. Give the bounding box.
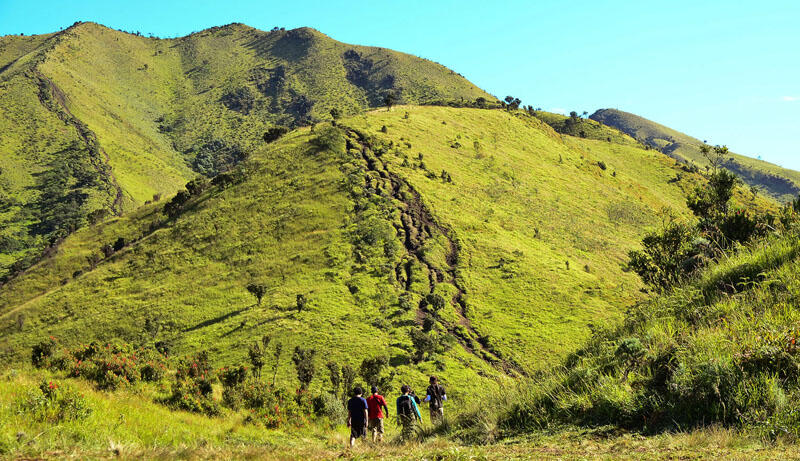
[346,128,523,375]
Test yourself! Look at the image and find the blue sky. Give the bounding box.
[2,0,798,169]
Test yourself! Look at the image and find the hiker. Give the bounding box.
[366,385,389,443]
[396,384,422,440]
[346,386,368,447]
[424,375,447,422]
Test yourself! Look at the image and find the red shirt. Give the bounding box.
[366,394,387,419]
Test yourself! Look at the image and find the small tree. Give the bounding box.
[296,294,307,313]
[701,144,729,173]
[246,283,267,306]
[291,346,317,390]
[326,361,341,395]
[248,335,271,378]
[359,355,395,391]
[271,342,283,385]
[383,92,397,111]
[341,364,356,402]
[504,96,521,111]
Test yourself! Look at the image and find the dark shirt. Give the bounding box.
[347,396,368,425]
[426,384,446,409]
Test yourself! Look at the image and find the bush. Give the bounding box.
[14,380,91,423]
[165,352,219,416]
[264,126,289,143]
[310,127,346,155]
[31,337,57,368]
[313,392,347,426]
[244,387,314,428]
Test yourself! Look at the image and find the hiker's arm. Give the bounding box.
[347,410,352,427]
[363,408,368,425]
[382,402,389,417]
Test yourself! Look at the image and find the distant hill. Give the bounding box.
[590,108,800,202]
[0,22,493,279]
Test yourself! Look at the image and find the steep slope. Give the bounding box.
[0,22,494,279]
[591,108,800,202]
[0,106,757,389]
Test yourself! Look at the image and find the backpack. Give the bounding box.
[398,395,414,418]
[428,384,445,409]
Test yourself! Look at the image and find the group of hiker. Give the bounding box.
[346,375,447,447]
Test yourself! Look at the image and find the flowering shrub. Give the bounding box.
[30,337,168,390]
[14,379,92,423]
[165,376,220,416]
[164,351,219,416]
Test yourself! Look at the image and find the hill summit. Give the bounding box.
[0,22,493,278]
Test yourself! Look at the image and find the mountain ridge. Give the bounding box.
[590,108,800,201]
[0,21,495,279]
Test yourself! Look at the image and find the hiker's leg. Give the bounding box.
[376,418,384,442]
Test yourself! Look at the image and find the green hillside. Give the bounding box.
[0,105,728,387]
[591,108,800,202]
[484,221,800,440]
[0,22,493,280]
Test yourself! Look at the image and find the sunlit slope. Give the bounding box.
[0,107,717,382]
[591,108,800,201]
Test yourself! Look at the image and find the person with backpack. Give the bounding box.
[396,384,422,440]
[366,385,389,443]
[424,375,447,422]
[346,387,368,447]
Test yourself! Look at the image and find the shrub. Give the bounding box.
[313,392,347,426]
[421,293,447,317]
[15,380,91,423]
[264,126,289,143]
[165,351,219,416]
[326,361,341,395]
[246,388,313,428]
[310,126,346,155]
[31,337,57,368]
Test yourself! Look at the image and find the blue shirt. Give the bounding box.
[347,396,368,425]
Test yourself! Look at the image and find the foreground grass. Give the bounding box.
[2,370,799,460]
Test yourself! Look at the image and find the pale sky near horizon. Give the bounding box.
[1,0,798,169]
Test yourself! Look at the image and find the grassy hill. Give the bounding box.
[591,108,800,202]
[0,105,741,391]
[0,22,493,279]
[0,107,790,457]
[477,220,800,442]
